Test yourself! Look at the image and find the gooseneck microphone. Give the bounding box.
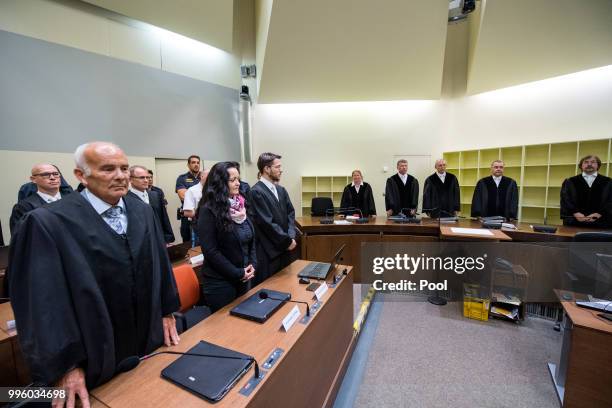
[117,350,260,378]
[259,291,310,316]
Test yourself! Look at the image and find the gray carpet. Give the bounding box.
[352,294,561,408]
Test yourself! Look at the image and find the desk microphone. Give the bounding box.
[259,291,310,316]
[116,350,260,378]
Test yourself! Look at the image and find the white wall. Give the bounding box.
[248,100,451,216]
[250,64,612,216]
[0,0,241,89]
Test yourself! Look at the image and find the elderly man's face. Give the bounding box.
[435,161,447,174]
[81,145,129,204]
[31,164,61,193]
[130,167,149,192]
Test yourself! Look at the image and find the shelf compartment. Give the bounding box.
[461,151,479,168]
[316,177,332,192]
[460,186,475,204]
[302,192,317,207]
[503,167,521,185]
[444,152,460,168]
[332,176,349,192]
[521,187,546,207]
[480,148,501,167]
[546,186,561,208]
[578,139,609,162]
[525,144,550,166]
[501,147,523,166]
[521,207,545,224]
[523,166,548,187]
[460,168,478,186]
[302,177,317,192]
[549,165,576,186]
[546,208,562,226]
[550,142,578,165]
[460,203,472,216]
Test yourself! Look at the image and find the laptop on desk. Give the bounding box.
[298,244,346,280]
[230,289,291,323]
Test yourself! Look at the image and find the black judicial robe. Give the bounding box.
[560,174,612,227]
[250,181,296,283]
[340,183,377,216]
[422,173,460,218]
[385,174,419,215]
[128,190,175,243]
[7,192,180,388]
[9,192,70,235]
[471,176,518,220]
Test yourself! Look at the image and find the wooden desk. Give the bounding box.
[296,217,611,282]
[91,260,354,408]
[548,291,612,407]
[0,301,29,386]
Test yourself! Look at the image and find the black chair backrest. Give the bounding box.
[311,197,334,216]
[573,232,612,242]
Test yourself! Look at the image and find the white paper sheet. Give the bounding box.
[450,227,494,236]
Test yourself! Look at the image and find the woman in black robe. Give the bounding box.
[340,170,377,217]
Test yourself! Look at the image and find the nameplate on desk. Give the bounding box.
[190,254,204,266]
[314,282,329,301]
[333,220,352,225]
[281,305,301,332]
[6,320,16,331]
[450,227,494,236]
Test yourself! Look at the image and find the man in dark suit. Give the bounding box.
[147,169,167,206]
[385,159,419,216]
[17,164,73,201]
[10,163,70,235]
[129,165,175,243]
[250,152,297,284]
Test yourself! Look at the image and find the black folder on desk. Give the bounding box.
[230,289,291,323]
[161,340,254,402]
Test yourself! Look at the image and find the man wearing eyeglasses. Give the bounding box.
[129,165,175,243]
[9,163,70,234]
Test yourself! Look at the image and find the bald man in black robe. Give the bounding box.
[471,160,518,220]
[8,142,180,407]
[423,159,460,218]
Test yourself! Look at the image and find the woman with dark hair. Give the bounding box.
[197,162,257,312]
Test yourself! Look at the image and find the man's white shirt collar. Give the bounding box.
[37,191,61,203]
[261,177,279,199]
[85,189,125,215]
[492,175,502,186]
[437,172,446,182]
[129,187,149,203]
[398,173,408,184]
[582,172,598,187]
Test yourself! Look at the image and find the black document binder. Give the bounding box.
[161,340,254,402]
[230,289,291,323]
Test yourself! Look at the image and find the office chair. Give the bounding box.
[311,197,334,216]
[172,264,210,333]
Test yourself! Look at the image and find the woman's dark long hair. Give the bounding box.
[198,161,238,231]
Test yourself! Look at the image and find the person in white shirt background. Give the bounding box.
[183,169,210,246]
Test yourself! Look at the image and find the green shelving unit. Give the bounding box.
[443,138,610,224]
[301,175,350,216]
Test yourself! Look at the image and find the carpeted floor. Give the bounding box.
[344,292,562,408]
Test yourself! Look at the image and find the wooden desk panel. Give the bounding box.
[556,296,612,407]
[92,261,354,408]
[0,301,15,335]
